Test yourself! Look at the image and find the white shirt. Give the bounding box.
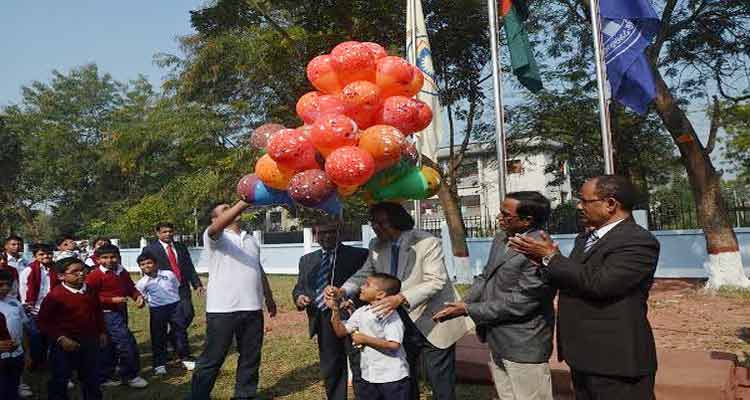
[0,296,28,359]
[135,270,180,308]
[201,229,264,313]
[160,240,179,262]
[18,265,51,315]
[61,283,87,294]
[5,253,28,273]
[591,218,627,242]
[54,250,81,262]
[344,305,409,383]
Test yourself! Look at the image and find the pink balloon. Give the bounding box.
[331,41,376,85]
[324,146,376,187]
[310,114,360,157]
[266,128,320,172]
[376,96,433,134]
[288,169,335,207]
[362,42,388,60]
[249,123,286,150]
[307,54,343,94]
[296,92,347,124]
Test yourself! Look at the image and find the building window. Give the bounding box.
[507,159,523,174]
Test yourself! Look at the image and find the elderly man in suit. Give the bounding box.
[509,175,660,399]
[292,221,368,400]
[141,223,204,340]
[434,191,556,400]
[327,202,472,400]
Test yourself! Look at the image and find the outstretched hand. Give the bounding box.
[432,302,468,322]
[507,231,558,263]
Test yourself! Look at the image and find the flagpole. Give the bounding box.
[487,0,508,201]
[589,0,615,174]
[409,0,423,229]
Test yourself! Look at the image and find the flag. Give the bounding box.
[406,0,444,164]
[499,0,543,93]
[599,0,660,114]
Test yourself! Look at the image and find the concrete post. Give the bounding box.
[303,227,314,254]
[633,209,649,230]
[252,230,262,244]
[361,224,374,249]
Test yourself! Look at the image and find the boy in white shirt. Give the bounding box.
[328,273,410,400]
[0,269,30,400]
[134,254,194,374]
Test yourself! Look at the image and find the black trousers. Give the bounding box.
[168,285,195,352]
[188,311,264,400]
[150,302,190,368]
[0,355,23,400]
[49,337,102,400]
[571,370,656,400]
[399,308,456,400]
[358,377,411,400]
[315,309,363,400]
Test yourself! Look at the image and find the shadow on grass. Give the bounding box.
[258,360,323,399]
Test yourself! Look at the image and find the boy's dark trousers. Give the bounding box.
[99,310,140,383]
[150,302,190,367]
[28,316,49,368]
[0,355,24,400]
[48,337,102,400]
[358,377,411,400]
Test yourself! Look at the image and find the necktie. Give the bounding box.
[584,231,600,253]
[314,252,332,310]
[390,242,400,277]
[166,244,184,283]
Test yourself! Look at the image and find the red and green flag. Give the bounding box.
[499,0,543,92]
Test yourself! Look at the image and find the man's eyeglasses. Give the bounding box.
[573,194,607,205]
[64,270,87,276]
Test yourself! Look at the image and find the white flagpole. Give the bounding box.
[487,0,508,201]
[589,0,615,174]
[408,0,422,229]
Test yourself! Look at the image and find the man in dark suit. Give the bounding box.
[141,222,204,338]
[292,221,367,400]
[509,175,660,400]
[433,191,556,400]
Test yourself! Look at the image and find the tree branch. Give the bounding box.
[704,96,720,156]
[648,0,679,64]
[245,0,298,54]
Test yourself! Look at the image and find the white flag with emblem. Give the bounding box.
[406,0,443,164]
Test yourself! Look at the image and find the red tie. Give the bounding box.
[166,244,183,283]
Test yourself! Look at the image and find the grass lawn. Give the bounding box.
[25,275,493,399]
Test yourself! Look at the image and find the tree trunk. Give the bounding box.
[436,179,472,282]
[652,70,749,289]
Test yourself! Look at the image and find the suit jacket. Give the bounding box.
[464,230,556,364]
[292,244,369,338]
[141,241,201,290]
[342,229,473,349]
[547,218,659,377]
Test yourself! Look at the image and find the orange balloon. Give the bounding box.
[255,154,294,190]
[307,54,343,94]
[341,80,382,130]
[310,114,359,157]
[297,124,314,140]
[362,42,388,60]
[358,125,406,171]
[325,146,376,187]
[331,41,376,85]
[376,96,433,134]
[266,128,320,172]
[376,56,424,98]
[296,91,347,124]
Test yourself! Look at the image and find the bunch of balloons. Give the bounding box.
[237,41,441,216]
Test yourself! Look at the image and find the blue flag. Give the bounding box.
[599,0,660,114]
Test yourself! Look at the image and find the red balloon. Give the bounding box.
[401,140,419,165]
[310,114,359,157]
[362,42,388,60]
[341,80,382,129]
[296,91,347,124]
[307,55,343,94]
[325,146,376,187]
[288,169,335,207]
[358,125,405,171]
[376,96,433,134]
[331,41,376,85]
[376,56,424,98]
[266,128,319,172]
[297,124,314,140]
[249,123,285,150]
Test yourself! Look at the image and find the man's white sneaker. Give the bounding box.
[154,366,168,375]
[67,381,75,389]
[100,379,122,387]
[181,360,196,371]
[127,376,149,388]
[18,386,33,398]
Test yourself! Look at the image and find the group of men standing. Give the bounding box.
[291,175,660,400]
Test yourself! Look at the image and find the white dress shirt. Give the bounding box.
[0,296,28,359]
[344,305,409,384]
[135,270,181,308]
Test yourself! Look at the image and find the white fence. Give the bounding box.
[115,226,750,283]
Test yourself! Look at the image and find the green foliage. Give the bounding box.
[724,103,750,177]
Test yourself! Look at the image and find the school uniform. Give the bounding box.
[85,265,142,383]
[4,253,28,274]
[0,296,28,400]
[19,261,57,367]
[135,270,190,368]
[0,265,19,299]
[344,305,410,400]
[37,283,104,400]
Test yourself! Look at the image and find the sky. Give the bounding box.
[0,1,205,107]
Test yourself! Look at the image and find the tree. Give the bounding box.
[533,0,750,288]
[0,116,23,236]
[723,103,750,178]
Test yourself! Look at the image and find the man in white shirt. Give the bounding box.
[187,200,277,400]
[3,236,28,274]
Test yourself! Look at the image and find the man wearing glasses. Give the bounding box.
[292,220,368,399]
[433,191,556,400]
[508,175,660,399]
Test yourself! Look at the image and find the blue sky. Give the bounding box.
[0,1,204,107]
